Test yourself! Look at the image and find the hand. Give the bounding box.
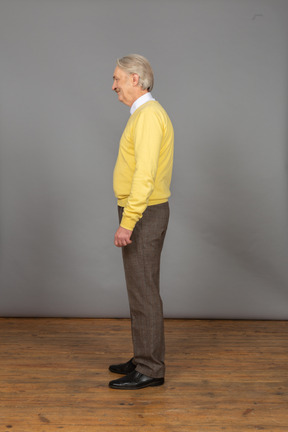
[114,226,133,247]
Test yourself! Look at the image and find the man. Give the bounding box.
[109,54,174,390]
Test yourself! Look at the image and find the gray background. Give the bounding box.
[0,0,288,318]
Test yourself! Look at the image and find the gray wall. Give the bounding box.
[1,0,288,318]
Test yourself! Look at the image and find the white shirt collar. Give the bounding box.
[130,92,155,115]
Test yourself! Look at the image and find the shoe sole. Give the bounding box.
[109,379,164,390]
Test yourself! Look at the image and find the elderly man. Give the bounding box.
[109,54,174,390]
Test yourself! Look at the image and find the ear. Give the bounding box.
[131,73,140,87]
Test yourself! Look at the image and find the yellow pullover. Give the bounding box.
[113,100,174,231]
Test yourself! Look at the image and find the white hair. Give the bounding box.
[116,54,154,91]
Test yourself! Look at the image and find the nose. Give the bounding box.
[112,80,117,91]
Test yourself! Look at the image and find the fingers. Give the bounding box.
[114,227,133,247]
[114,236,132,247]
[114,238,132,247]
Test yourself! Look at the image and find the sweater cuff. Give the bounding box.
[120,215,136,231]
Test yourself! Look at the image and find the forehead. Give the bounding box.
[113,66,128,80]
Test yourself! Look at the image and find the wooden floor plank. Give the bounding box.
[0,318,288,431]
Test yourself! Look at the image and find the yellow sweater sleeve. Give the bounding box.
[120,109,163,230]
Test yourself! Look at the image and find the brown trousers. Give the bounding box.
[118,202,169,378]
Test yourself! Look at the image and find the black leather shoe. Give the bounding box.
[109,358,136,374]
[109,370,164,390]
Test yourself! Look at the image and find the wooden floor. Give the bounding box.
[0,319,288,431]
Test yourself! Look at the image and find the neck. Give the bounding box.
[130,90,148,107]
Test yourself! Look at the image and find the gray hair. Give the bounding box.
[116,54,154,92]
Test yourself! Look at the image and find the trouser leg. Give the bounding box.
[118,202,169,378]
